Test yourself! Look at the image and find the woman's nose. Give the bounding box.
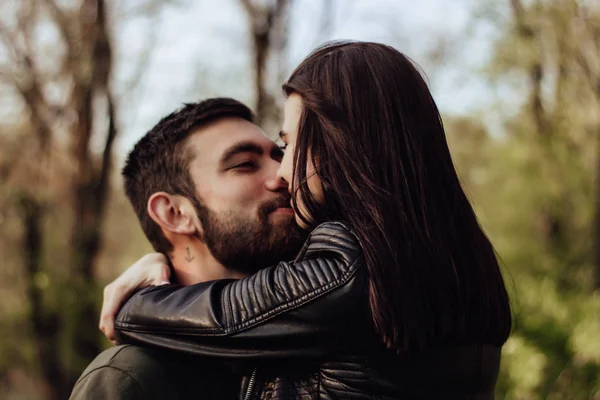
[265,160,289,192]
[276,150,293,190]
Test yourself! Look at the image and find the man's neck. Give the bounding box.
[169,242,246,285]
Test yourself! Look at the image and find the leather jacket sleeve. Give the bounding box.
[114,221,368,359]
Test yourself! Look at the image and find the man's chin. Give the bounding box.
[200,205,307,272]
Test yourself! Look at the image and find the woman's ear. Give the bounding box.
[147,192,197,235]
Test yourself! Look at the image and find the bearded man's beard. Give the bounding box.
[193,198,308,273]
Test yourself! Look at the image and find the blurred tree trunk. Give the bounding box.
[0,0,118,396]
[18,195,69,400]
[510,0,567,255]
[584,27,600,291]
[240,0,290,130]
[66,0,117,380]
[595,94,600,291]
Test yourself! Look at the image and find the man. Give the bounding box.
[70,98,307,399]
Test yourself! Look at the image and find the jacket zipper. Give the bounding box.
[243,368,257,400]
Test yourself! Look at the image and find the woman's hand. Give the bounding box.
[99,253,171,344]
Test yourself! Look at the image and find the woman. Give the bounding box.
[110,41,511,399]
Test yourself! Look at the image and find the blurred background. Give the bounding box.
[0,0,599,398]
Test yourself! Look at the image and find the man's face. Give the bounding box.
[186,117,307,272]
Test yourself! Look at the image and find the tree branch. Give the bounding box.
[0,7,54,148]
[118,0,183,20]
[120,15,161,96]
[95,92,117,218]
[239,0,257,21]
[40,0,76,62]
[510,0,547,137]
[0,19,27,67]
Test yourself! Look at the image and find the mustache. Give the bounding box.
[259,195,294,218]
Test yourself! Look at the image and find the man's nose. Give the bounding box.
[265,173,288,192]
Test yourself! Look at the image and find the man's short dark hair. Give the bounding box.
[122,98,255,253]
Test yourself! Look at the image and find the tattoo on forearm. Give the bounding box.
[185,247,194,262]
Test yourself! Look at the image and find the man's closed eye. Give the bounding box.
[231,161,257,171]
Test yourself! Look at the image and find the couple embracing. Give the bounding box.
[71,41,511,400]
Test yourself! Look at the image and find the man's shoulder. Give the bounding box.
[70,345,175,400]
[78,344,168,380]
[71,345,240,400]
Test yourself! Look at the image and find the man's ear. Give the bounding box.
[147,192,197,235]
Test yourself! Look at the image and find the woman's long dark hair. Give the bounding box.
[283,41,511,353]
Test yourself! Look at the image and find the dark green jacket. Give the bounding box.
[70,345,239,399]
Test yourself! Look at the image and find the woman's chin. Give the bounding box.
[295,214,311,230]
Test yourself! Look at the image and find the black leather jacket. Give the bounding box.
[115,221,502,399]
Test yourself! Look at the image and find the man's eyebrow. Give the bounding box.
[220,141,264,165]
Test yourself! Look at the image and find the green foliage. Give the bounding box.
[478,1,600,394]
[445,2,600,391]
[446,108,600,398]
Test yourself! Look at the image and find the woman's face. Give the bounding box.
[277,93,324,228]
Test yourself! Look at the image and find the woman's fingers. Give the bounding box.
[147,260,171,287]
[98,253,171,343]
[99,281,132,342]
